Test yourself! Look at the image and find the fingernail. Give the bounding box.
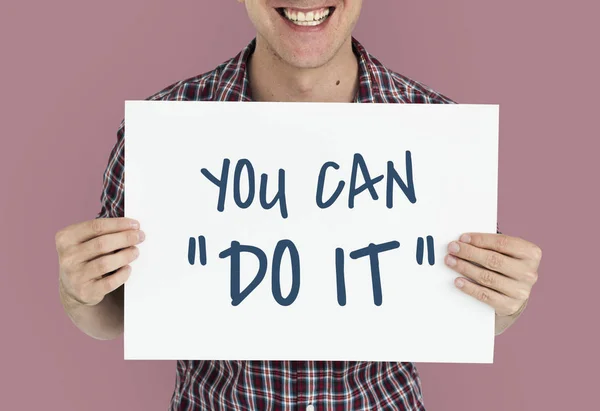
[446,255,457,266]
[130,220,140,229]
[139,231,145,242]
[455,278,465,288]
[448,242,460,253]
[460,234,471,243]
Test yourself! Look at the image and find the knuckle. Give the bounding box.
[472,235,486,249]
[55,229,66,248]
[486,253,503,270]
[93,237,107,253]
[531,245,543,261]
[103,275,118,295]
[90,219,104,236]
[61,246,83,267]
[495,235,510,251]
[128,246,140,261]
[477,289,490,302]
[518,288,530,300]
[60,252,77,271]
[479,269,496,287]
[104,269,129,294]
[524,270,539,284]
[94,258,109,274]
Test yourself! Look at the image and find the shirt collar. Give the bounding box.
[215,37,386,103]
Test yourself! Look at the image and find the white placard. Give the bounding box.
[124,101,499,363]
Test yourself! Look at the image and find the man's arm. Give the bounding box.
[445,230,540,337]
[57,119,138,340]
[56,217,142,340]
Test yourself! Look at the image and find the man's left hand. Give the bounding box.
[444,233,541,317]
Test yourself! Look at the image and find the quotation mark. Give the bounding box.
[188,235,207,266]
[416,236,435,265]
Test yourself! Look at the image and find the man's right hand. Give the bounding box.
[55,217,144,307]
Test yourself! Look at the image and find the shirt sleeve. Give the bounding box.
[95,119,126,219]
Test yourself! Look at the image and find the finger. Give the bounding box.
[77,229,145,263]
[447,240,528,281]
[82,245,139,281]
[56,217,140,250]
[95,265,132,298]
[459,233,537,260]
[445,254,529,300]
[455,277,523,316]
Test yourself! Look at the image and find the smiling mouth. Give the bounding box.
[276,7,335,26]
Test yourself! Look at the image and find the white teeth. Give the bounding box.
[282,7,330,25]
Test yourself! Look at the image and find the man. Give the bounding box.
[55,1,542,410]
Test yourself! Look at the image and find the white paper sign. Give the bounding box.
[124,101,499,363]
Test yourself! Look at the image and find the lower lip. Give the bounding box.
[277,9,333,32]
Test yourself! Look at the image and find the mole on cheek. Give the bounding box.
[336,80,340,85]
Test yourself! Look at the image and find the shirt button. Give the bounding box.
[306,405,315,411]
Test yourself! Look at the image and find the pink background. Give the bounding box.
[1,0,598,409]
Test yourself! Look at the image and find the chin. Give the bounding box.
[282,47,335,69]
[268,37,343,69]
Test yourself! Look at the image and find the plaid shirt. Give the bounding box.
[97,37,466,411]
